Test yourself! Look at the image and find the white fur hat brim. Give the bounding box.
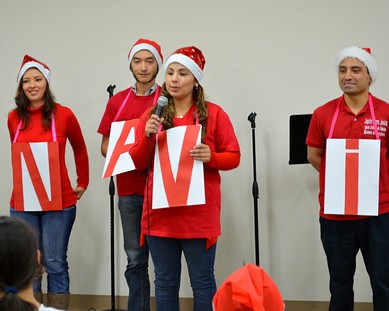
[336,46,378,83]
[17,62,51,83]
[164,54,203,83]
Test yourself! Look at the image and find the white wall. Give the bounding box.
[1,0,389,302]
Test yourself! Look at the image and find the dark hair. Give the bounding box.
[0,216,39,311]
[14,75,56,131]
[153,82,208,139]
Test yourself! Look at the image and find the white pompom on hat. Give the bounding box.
[17,55,51,84]
[128,38,163,69]
[164,46,206,83]
[336,47,378,83]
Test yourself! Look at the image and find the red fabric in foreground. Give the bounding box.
[212,264,284,311]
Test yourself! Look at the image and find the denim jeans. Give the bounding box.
[147,236,217,311]
[118,194,150,311]
[11,205,76,294]
[320,214,389,311]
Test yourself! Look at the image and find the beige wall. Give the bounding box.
[1,0,389,303]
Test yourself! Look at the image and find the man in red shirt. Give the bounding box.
[307,47,389,310]
[97,38,163,311]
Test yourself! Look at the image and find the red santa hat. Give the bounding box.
[212,264,285,311]
[128,38,163,69]
[164,46,206,83]
[17,55,51,84]
[336,46,378,83]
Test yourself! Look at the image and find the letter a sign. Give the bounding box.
[102,119,138,178]
[324,139,380,216]
[152,125,205,209]
[12,142,62,211]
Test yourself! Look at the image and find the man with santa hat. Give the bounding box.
[97,38,163,311]
[307,47,389,310]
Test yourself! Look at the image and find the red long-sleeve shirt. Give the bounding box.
[8,104,89,209]
[130,102,240,242]
[97,87,159,196]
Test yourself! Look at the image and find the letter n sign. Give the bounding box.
[12,142,62,211]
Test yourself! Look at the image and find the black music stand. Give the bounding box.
[289,114,312,165]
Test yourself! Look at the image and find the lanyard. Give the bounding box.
[157,103,200,135]
[328,94,379,140]
[13,113,57,143]
[113,86,161,122]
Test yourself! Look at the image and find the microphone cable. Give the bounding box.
[146,133,153,239]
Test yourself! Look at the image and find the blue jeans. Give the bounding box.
[11,205,76,294]
[147,236,217,311]
[118,195,150,311]
[320,214,389,311]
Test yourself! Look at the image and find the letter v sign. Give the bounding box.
[152,125,205,208]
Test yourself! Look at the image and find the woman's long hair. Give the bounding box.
[152,82,208,139]
[0,216,40,311]
[14,78,56,131]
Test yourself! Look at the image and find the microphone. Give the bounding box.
[155,96,168,118]
[150,96,168,138]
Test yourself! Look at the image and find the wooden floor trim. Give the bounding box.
[63,295,373,311]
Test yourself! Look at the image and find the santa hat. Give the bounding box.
[212,264,285,311]
[17,55,51,84]
[128,38,163,69]
[336,46,378,83]
[164,46,206,83]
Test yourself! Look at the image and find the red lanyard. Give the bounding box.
[328,94,379,139]
[113,86,160,122]
[13,113,56,143]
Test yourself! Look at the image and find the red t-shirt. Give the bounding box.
[8,104,89,209]
[97,87,160,196]
[130,102,240,240]
[306,94,389,220]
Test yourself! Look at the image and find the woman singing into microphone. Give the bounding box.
[130,46,240,311]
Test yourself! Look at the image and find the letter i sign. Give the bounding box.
[324,139,380,216]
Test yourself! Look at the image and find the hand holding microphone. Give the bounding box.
[147,96,168,138]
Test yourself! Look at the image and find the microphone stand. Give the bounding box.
[248,112,260,266]
[102,84,126,311]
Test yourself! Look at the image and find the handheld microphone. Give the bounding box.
[150,96,168,138]
[155,96,168,118]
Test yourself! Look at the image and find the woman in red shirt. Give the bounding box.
[131,46,240,311]
[8,55,89,310]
